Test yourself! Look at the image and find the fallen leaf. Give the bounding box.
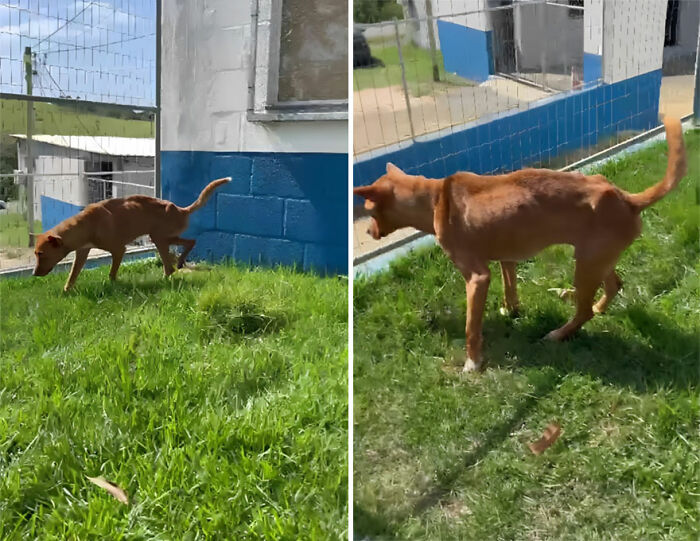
[86,476,129,505]
[528,423,562,455]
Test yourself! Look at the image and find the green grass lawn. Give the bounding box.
[0,212,42,248]
[0,260,348,539]
[354,131,700,539]
[353,43,473,97]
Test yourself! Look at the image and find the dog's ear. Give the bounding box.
[353,184,391,204]
[47,234,63,248]
[386,162,406,178]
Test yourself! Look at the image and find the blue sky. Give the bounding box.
[0,0,156,106]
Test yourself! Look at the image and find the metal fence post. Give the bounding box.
[694,27,700,125]
[394,17,416,141]
[539,2,548,90]
[424,0,440,82]
[23,46,35,247]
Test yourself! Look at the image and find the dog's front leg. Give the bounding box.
[453,258,491,372]
[64,247,90,291]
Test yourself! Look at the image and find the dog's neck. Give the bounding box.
[53,208,95,250]
[397,175,443,235]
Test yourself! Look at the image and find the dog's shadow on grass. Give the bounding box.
[354,305,699,538]
[67,266,213,300]
[476,304,699,392]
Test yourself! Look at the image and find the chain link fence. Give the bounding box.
[353,0,699,260]
[0,0,157,272]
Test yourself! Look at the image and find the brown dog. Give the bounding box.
[354,118,686,372]
[32,177,231,291]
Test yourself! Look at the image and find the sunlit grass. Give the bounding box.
[1,260,348,539]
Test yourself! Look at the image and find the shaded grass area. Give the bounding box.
[354,131,700,539]
[353,43,473,96]
[0,260,347,539]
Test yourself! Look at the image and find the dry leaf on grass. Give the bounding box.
[528,423,562,455]
[86,476,129,505]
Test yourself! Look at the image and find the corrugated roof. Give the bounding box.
[10,134,154,157]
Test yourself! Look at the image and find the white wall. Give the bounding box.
[584,0,603,56]
[115,156,157,198]
[17,139,155,219]
[602,0,666,84]
[160,0,346,154]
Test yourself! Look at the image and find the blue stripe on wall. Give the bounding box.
[584,53,602,83]
[437,20,493,82]
[40,195,83,231]
[161,151,348,275]
[354,69,662,194]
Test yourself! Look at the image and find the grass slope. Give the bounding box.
[0,261,347,539]
[0,99,154,139]
[354,130,700,540]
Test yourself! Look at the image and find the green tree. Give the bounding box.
[354,0,404,24]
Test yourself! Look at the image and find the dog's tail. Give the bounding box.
[433,175,453,243]
[625,117,686,213]
[183,177,231,213]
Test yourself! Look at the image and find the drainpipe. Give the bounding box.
[247,0,260,116]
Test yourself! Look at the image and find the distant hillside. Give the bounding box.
[0,98,155,175]
[0,98,154,138]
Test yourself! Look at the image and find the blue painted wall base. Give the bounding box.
[40,195,83,231]
[161,151,348,275]
[584,53,602,83]
[354,69,662,192]
[437,20,493,82]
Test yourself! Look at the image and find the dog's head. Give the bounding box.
[354,163,431,239]
[32,233,69,276]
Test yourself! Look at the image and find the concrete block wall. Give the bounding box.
[601,0,666,84]
[161,0,348,274]
[161,151,347,272]
[354,68,661,190]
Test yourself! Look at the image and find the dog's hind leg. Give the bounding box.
[544,256,617,341]
[64,247,90,291]
[169,237,196,269]
[109,245,126,281]
[499,261,520,317]
[593,270,622,314]
[152,237,175,276]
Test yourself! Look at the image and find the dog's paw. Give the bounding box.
[592,302,607,315]
[543,329,566,342]
[462,357,483,373]
[499,306,520,318]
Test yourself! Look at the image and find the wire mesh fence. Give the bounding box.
[352,0,699,259]
[0,0,157,271]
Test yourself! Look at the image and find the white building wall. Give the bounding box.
[602,0,666,84]
[584,0,603,56]
[160,0,346,154]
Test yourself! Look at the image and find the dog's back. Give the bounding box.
[80,195,189,248]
